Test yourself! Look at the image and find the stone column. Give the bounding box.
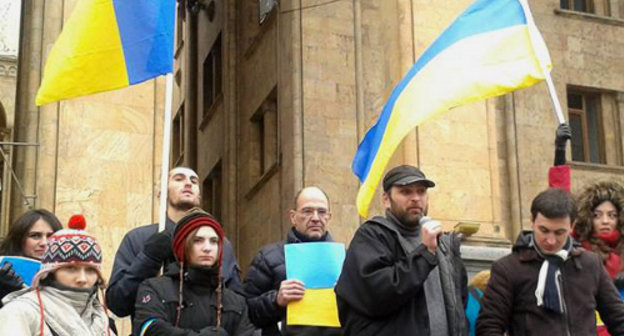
[10,0,48,222]
[617,92,624,165]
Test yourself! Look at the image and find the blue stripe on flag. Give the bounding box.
[113,0,175,84]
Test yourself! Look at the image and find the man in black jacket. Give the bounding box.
[335,165,468,336]
[106,167,242,321]
[243,186,342,336]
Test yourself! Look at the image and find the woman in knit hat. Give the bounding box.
[0,214,114,336]
[133,208,254,336]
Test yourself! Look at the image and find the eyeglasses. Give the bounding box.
[298,207,330,219]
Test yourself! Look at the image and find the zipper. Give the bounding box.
[558,267,572,336]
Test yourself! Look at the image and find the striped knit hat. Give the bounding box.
[31,214,105,288]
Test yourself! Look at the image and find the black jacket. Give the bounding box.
[477,231,624,336]
[106,218,242,318]
[133,264,255,336]
[243,228,342,336]
[334,215,468,336]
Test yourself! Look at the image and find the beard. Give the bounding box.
[389,199,427,228]
[169,198,198,212]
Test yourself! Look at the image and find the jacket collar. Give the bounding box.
[368,214,419,255]
[513,230,584,268]
[286,227,333,244]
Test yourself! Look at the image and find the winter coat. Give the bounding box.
[243,228,342,336]
[133,264,254,336]
[334,215,468,336]
[0,286,113,336]
[106,218,242,318]
[476,231,624,336]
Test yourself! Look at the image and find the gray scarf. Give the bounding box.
[6,286,111,336]
[387,212,449,336]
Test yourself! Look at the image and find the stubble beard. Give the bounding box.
[169,199,198,212]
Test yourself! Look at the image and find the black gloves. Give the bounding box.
[554,123,572,166]
[0,262,25,298]
[143,231,173,263]
[555,123,572,149]
[614,272,624,289]
[198,326,229,336]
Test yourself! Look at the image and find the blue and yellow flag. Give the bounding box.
[352,0,552,217]
[36,0,175,106]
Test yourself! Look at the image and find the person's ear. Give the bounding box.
[289,209,297,226]
[382,191,390,208]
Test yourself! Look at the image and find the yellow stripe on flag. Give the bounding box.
[36,0,129,105]
[287,288,341,327]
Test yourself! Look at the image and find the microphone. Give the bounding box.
[419,216,446,253]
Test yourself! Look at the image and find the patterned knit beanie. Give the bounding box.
[31,214,105,288]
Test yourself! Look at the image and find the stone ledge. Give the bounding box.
[569,161,624,174]
[461,244,511,262]
[554,8,624,26]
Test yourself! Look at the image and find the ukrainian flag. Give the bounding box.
[352,0,552,217]
[36,0,175,106]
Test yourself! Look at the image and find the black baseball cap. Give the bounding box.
[382,165,435,192]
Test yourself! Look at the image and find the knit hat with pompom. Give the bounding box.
[31,214,105,288]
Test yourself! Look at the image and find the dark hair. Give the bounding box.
[0,209,62,256]
[293,186,330,210]
[530,188,577,223]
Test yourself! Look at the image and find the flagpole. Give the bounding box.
[158,73,174,233]
[544,72,566,124]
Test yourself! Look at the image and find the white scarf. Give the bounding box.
[532,236,572,313]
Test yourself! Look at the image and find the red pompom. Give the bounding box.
[68,214,86,230]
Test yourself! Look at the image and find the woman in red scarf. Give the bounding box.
[575,181,624,280]
[574,181,624,336]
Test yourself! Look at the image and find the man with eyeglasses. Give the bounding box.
[243,186,342,335]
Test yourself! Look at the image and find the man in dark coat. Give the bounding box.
[335,165,468,336]
[243,186,342,336]
[106,167,242,321]
[477,188,624,335]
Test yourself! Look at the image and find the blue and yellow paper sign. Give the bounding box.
[285,242,345,327]
[0,256,41,287]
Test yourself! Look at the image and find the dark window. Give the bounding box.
[250,87,278,176]
[202,34,223,122]
[568,90,604,163]
[202,161,222,223]
[561,0,595,13]
[172,104,185,166]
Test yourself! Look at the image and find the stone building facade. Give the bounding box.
[3,0,624,290]
[176,0,624,271]
[3,0,166,297]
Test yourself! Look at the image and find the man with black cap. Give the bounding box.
[335,165,468,336]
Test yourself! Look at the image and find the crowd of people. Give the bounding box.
[0,124,624,336]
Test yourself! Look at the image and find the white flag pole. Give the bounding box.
[158,73,174,233]
[544,72,566,124]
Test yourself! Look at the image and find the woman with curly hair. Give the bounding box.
[574,181,624,282]
[574,181,624,336]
